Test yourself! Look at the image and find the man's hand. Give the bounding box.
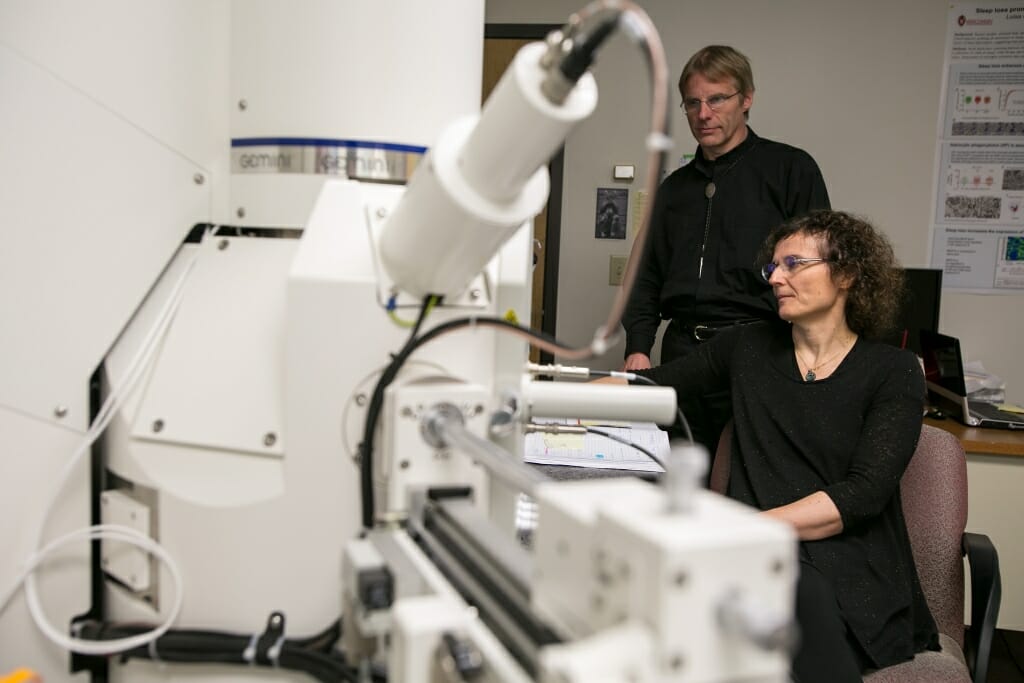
[622,353,652,371]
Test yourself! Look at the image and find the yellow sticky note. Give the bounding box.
[544,433,585,449]
[996,403,1024,414]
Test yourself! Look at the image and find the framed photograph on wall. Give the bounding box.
[595,187,628,240]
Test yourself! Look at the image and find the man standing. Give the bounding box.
[622,45,830,451]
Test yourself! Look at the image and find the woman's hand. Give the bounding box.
[762,491,844,541]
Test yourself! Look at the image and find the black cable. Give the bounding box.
[589,370,694,443]
[558,13,621,83]
[358,313,569,529]
[358,295,437,528]
[291,618,342,652]
[584,426,665,470]
[79,619,360,683]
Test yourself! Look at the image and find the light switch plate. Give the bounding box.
[609,256,628,286]
[613,165,635,181]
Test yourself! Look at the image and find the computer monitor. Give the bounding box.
[881,268,943,356]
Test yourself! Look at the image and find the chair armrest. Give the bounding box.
[963,532,1001,683]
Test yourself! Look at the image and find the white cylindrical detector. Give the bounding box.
[521,380,678,427]
[460,42,599,203]
[378,42,598,299]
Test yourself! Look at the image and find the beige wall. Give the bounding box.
[486,0,1023,403]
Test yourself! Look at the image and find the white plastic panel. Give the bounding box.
[0,408,92,682]
[230,0,483,145]
[0,44,210,431]
[100,490,152,592]
[130,237,296,457]
[0,0,231,221]
[229,0,485,227]
[98,244,286,508]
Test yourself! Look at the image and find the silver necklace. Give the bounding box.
[796,338,855,382]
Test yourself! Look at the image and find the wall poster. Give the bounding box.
[930,3,1024,292]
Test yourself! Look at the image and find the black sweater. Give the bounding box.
[638,321,938,669]
[623,129,830,357]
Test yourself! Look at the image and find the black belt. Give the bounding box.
[675,318,763,342]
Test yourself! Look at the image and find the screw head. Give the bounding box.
[236,207,246,219]
[53,405,68,419]
[152,419,165,433]
[193,173,205,185]
[355,393,367,407]
[399,460,410,470]
[469,288,481,301]
[375,207,388,219]
[218,239,229,250]
[238,99,248,111]
[263,432,277,447]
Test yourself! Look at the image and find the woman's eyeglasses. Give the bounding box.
[760,256,830,282]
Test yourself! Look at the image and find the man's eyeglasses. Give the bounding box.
[760,256,830,282]
[681,91,740,114]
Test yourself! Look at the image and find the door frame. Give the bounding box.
[484,24,564,362]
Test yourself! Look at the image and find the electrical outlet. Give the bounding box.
[609,256,627,286]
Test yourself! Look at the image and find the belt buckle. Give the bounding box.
[693,324,713,341]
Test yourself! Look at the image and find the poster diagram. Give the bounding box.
[931,3,1024,291]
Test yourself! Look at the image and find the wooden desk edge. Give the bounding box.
[924,417,1024,458]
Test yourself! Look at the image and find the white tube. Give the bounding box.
[460,42,598,203]
[378,42,598,299]
[521,379,677,426]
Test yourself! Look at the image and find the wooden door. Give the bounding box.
[482,38,548,362]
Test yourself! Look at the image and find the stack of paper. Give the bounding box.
[523,418,669,473]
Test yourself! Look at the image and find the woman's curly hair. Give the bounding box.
[757,211,906,339]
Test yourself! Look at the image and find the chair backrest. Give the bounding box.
[900,424,968,648]
[708,423,968,646]
[709,421,732,495]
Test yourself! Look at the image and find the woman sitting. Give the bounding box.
[633,210,939,681]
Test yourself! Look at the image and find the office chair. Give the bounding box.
[711,423,1001,683]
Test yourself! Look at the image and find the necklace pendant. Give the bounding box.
[705,182,716,199]
[804,369,816,382]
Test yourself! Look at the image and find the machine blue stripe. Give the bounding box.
[231,137,427,154]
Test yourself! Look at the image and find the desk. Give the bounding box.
[925,418,1024,630]
[924,417,1024,458]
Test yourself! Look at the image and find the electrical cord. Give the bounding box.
[576,0,671,355]
[1,233,210,656]
[588,370,694,443]
[358,295,442,528]
[357,313,697,527]
[76,617,370,683]
[584,427,665,471]
[358,313,569,529]
[628,373,693,443]
[386,294,438,329]
[340,360,449,463]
